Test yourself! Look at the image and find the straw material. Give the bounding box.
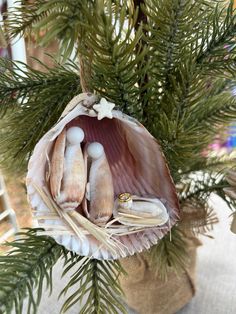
[120,236,201,314]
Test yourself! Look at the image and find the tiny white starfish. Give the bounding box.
[93,98,115,120]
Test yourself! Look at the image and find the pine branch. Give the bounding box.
[179,172,224,201]
[149,59,205,169]
[179,198,219,236]
[144,68,234,178]
[196,0,236,69]
[179,170,236,210]
[0,57,80,109]
[145,0,236,95]
[133,0,149,121]
[5,0,95,60]
[179,156,236,178]
[148,226,189,281]
[5,0,47,37]
[0,58,81,173]
[0,229,64,314]
[0,229,128,314]
[60,256,127,314]
[141,1,231,176]
[81,1,146,118]
[145,0,185,109]
[145,0,213,108]
[189,91,236,128]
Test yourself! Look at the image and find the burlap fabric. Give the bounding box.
[120,237,201,314]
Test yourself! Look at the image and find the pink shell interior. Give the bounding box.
[67,115,179,211]
[29,109,180,260]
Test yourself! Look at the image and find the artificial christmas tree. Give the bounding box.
[0,0,236,313]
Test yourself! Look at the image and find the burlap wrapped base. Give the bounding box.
[120,237,201,314]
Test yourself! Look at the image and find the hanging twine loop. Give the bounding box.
[79,52,92,93]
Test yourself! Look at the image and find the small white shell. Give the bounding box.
[114,196,169,227]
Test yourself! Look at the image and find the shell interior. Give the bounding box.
[27,94,180,259]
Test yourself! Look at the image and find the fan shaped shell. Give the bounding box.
[26,93,180,259]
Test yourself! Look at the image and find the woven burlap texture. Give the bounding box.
[120,236,201,314]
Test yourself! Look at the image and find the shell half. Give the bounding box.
[26,93,180,259]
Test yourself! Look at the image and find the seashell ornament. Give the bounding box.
[26,93,180,259]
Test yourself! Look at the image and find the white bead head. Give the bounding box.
[87,142,104,159]
[66,127,85,145]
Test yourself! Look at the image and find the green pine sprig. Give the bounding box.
[5,0,96,61]
[0,229,127,314]
[179,170,236,210]
[0,229,63,314]
[0,58,81,173]
[60,256,127,314]
[80,0,147,118]
[179,199,219,236]
[196,0,236,74]
[148,226,189,281]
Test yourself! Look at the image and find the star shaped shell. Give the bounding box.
[26,93,180,259]
[93,98,115,120]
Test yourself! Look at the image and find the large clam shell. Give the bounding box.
[26,93,180,259]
